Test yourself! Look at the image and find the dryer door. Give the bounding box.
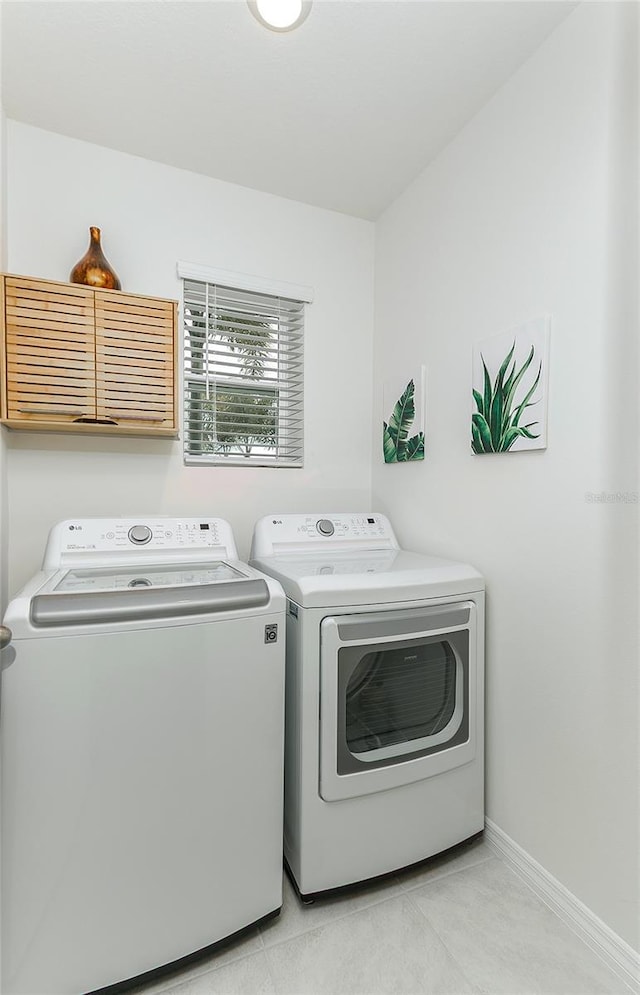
[319,602,477,801]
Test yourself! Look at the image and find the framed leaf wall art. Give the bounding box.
[471,317,550,455]
[382,368,426,463]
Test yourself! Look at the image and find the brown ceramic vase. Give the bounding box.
[70,226,121,290]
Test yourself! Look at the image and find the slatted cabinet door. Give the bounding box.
[3,277,96,424]
[94,291,176,431]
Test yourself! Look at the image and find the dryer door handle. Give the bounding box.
[335,603,472,644]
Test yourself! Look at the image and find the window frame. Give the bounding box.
[179,263,312,468]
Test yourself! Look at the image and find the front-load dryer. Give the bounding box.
[250,512,485,900]
[1,517,286,995]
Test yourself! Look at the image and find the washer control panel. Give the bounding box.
[43,518,239,568]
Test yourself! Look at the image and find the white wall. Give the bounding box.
[5,123,374,591]
[373,1,638,950]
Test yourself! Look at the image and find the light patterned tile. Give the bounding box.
[264,894,478,994]
[409,859,628,995]
[258,869,404,949]
[395,837,493,893]
[160,951,276,994]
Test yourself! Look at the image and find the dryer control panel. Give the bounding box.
[43,518,238,568]
[250,513,399,558]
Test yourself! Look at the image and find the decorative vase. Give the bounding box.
[70,227,121,290]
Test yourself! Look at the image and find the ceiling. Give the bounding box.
[1,0,577,220]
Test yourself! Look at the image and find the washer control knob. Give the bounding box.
[316,519,335,537]
[128,525,152,545]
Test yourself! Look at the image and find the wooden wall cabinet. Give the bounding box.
[0,274,178,437]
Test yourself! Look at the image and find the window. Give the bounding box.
[181,273,306,466]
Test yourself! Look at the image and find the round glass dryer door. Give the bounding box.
[319,602,478,801]
[337,630,468,773]
[345,637,459,760]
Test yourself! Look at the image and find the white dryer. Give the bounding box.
[1,517,285,995]
[250,512,485,900]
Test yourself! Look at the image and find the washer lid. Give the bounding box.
[50,560,247,593]
[250,549,484,608]
[18,561,277,630]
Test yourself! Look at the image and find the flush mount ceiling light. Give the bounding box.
[248,0,312,32]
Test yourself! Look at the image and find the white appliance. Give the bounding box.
[1,517,286,995]
[250,512,485,900]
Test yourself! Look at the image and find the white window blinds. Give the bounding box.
[183,279,304,467]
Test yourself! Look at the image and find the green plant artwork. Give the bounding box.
[471,341,542,454]
[383,379,425,463]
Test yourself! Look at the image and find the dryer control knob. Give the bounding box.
[128,525,152,545]
[316,519,335,537]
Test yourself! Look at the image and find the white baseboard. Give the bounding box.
[484,819,640,994]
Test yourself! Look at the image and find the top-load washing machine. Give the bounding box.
[1,517,285,995]
[250,512,485,900]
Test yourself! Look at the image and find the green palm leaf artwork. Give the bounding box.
[383,379,425,463]
[471,341,542,454]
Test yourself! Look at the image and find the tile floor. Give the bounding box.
[130,838,631,995]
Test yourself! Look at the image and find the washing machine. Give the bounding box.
[250,512,485,900]
[1,517,286,995]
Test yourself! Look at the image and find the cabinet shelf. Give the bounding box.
[0,274,178,437]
